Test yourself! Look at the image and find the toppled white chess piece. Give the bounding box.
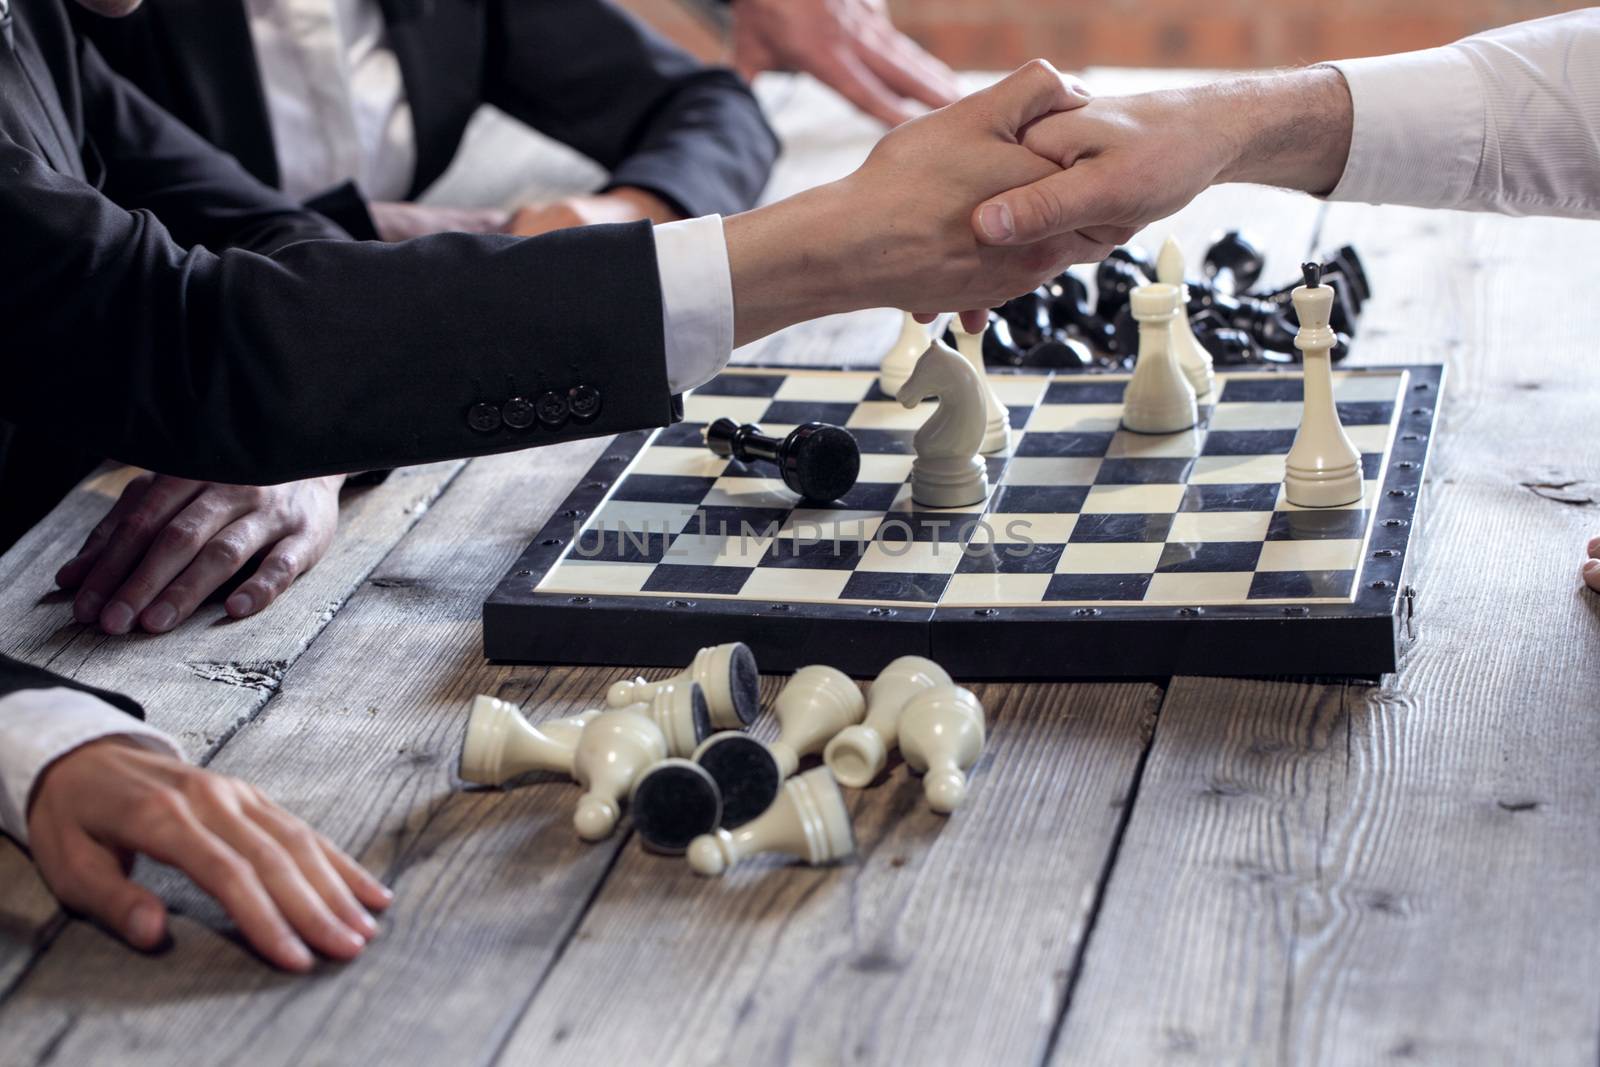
[898,684,986,814]
[768,664,866,777]
[1284,262,1364,507]
[607,641,760,731]
[1156,235,1216,399]
[898,339,989,508]
[687,766,856,877]
[825,655,952,788]
[948,318,1011,454]
[1122,283,1199,435]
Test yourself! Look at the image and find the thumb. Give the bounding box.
[968,60,1090,139]
[973,165,1122,246]
[48,837,170,949]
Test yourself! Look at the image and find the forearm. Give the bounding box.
[1209,67,1354,197]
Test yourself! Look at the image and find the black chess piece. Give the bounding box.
[705,418,860,503]
[994,287,1053,350]
[1202,230,1264,294]
[1191,313,1263,366]
[1024,334,1096,371]
[979,314,1028,367]
[1094,256,1148,322]
[1044,271,1121,356]
[1107,243,1156,281]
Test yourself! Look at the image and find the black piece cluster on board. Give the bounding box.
[964,231,1370,371]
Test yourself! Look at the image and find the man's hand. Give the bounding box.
[732,0,960,127]
[724,61,1108,345]
[57,475,343,635]
[970,67,1355,248]
[369,201,511,241]
[507,187,681,238]
[27,739,392,972]
[1585,536,1600,593]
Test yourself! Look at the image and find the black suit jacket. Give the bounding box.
[73,0,778,237]
[0,0,681,708]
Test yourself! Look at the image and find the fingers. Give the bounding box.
[315,835,394,912]
[968,60,1088,140]
[38,828,169,950]
[1584,536,1600,591]
[71,477,201,626]
[958,309,990,333]
[973,162,1126,246]
[222,532,315,620]
[56,474,154,590]
[810,44,920,127]
[108,495,255,635]
[248,797,379,940]
[854,22,961,112]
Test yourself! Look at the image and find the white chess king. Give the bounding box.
[1284,262,1364,508]
[1122,283,1198,434]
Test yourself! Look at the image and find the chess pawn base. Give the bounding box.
[687,767,856,877]
[460,695,587,786]
[606,642,759,730]
[1284,463,1363,509]
[825,654,952,788]
[630,758,723,854]
[898,686,986,814]
[910,456,988,508]
[694,731,784,828]
[824,726,887,789]
[633,682,712,758]
[878,312,930,397]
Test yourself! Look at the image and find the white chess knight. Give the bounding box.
[898,684,986,814]
[606,641,759,731]
[948,319,1011,454]
[1156,236,1216,398]
[687,766,856,877]
[458,696,668,840]
[1122,283,1199,434]
[1284,265,1364,507]
[897,340,989,508]
[825,655,952,788]
[767,665,867,777]
[877,311,930,397]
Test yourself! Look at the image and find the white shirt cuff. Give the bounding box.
[0,688,183,845]
[1325,47,1485,210]
[654,215,734,394]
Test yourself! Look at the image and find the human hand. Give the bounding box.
[1584,536,1600,592]
[27,739,391,972]
[724,61,1110,345]
[58,474,343,635]
[732,0,960,126]
[369,201,511,241]
[507,187,680,237]
[971,67,1354,248]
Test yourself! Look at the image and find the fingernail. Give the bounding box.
[979,202,1014,242]
[125,901,164,948]
[101,601,133,634]
[334,925,366,954]
[1068,81,1093,100]
[1588,536,1600,557]
[74,591,103,623]
[281,936,315,971]
[352,909,378,938]
[1584,558,1599,573]
[144,603,177,632]
[226,592,254,617]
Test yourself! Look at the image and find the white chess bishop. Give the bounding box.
[898,339,989,508]
[606,641,760,730]
[767,665,867,777]
[898,684,986,813]
[1284,263,1364,508]
[687,767,856,877]
[948,319,1011,454]
[878,311,930,397]
[1156,235,1216,398]
[1122,282,1199,434]
[825,655,952,788]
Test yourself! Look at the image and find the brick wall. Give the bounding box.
[620,0,1591,70]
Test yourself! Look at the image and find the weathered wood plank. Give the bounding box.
[1052,206,1600,1064]
[0,460,465,993]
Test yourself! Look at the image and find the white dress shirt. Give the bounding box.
[1328,9,1600,218]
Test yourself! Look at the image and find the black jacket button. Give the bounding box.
[467,402,501,433]
[569,384,601,420]
[502,396,536,429]
[536,390,569,427]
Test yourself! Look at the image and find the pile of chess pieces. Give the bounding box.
[972,230,1370,371]
[458,645,985,877]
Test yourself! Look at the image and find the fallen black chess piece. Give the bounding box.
[704,418,860,504]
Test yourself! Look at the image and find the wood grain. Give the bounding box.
[1052,206,1600,1064]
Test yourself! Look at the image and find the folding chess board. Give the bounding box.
[484,364,1441,680]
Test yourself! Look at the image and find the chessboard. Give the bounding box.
[484,363,1441,679]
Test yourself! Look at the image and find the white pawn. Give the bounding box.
[687,766,856,877]
[898,685,986,814]
[878,311,930,397]
[634,682,712,759]
[459,695,595,786]
[825,655,952,788]
[898,339,989,508]
[948,319,1011,454]
[606,642,759,731]
[1156,236,1215,398]
[1122,283,1198,434]
[1284,264,1363,507]
[571,707,669,841]
[768,665,867,777]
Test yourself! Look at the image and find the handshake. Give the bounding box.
[726,60,1352,344]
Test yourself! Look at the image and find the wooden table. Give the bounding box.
[3,70,1600,1065]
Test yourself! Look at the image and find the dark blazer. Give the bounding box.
[73,0,778,237]
[0,0,680,707]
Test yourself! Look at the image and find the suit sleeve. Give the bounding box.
[0,654,143,718]
[78,37,349,253]
[482,0,778,219]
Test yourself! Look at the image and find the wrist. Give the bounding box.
[608,186,681,225]
[1212,67,1354,195]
